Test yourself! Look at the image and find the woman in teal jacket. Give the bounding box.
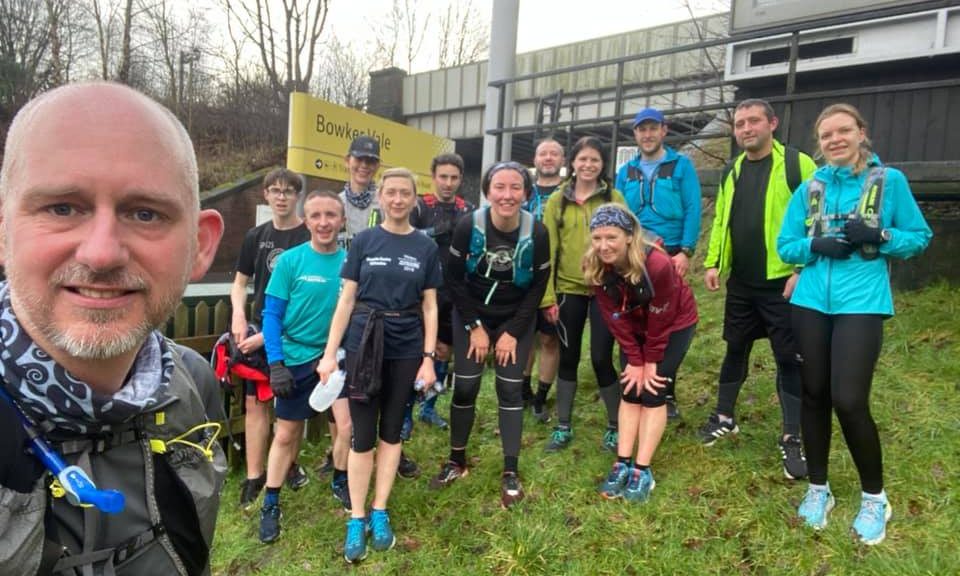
[777,103,932,546]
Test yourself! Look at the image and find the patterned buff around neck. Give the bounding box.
[342,182,376,210]
[0,282,174,434]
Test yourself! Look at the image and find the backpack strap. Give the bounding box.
[513,210,535,289]
[656,159,678,179]
[804,179,827,238]
[857,167,886,218]
[784,146,802,192]
[720,159,736,192]
[465,207,488,276]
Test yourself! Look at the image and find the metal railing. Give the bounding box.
[485,0,960,187]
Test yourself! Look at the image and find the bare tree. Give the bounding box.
[0,0,57,115]
[374,0,429,71]
[225,0,329,107]
[315,35,371,110]
[437,0,488,68]
[116,0,134,82]
[86,0,135,81]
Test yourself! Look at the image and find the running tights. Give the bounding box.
[791,307,885,493]
[715,340,802,437]
[555,293,619,429]
[449,311,536,472]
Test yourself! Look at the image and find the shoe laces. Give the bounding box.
[803,487,830,509]
[346,519,365,545]
[502,473,521,495]
[781,437,804,458]
[859,497,885,523]
[370,510,391,534]
[262,504,280,519]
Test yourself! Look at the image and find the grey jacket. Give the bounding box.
[0,344,226,576]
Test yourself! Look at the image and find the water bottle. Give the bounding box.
[415,378,445,401]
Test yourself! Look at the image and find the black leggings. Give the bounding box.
[619,324,696,407]
[449,310,536,467]
[556,293,618,386]
[791,307,885,493]
[347,353,421,452]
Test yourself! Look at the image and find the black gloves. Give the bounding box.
[844,218,885,245]
[810,237,856,260]
[269,362,295,398]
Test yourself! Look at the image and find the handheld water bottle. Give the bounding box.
[0,386,126,514]
[414,377,445,401]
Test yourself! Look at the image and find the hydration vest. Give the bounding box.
[623,159,678,216]
[37,344,226,576]
[465,207,535,303]
[422,193,467,211]
[804,166,886,260]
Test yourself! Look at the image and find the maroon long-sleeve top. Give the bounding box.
[593,248,698,366]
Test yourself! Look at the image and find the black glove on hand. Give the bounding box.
[810,236,856,260]
[843,218,885,245]
[269,362,295,398]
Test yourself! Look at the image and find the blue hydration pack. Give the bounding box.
[465,207,535,301]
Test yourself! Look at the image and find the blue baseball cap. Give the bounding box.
[632,107,665,128]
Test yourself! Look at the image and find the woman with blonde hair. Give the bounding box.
[586,204,698,502]
[318,167,442,563]
[777,103,932,544]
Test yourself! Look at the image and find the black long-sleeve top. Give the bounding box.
[446,209,550,337]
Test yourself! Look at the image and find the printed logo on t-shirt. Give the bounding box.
[398,254,421,272]
[266,248,284,272]
[298,274,331,283]
[485,244,515,273]
[366,256,391,267]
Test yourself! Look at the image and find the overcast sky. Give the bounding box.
[321,0,727,73]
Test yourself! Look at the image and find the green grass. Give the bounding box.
[211,281,960,576]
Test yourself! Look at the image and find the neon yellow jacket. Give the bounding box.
[704,139,817,279]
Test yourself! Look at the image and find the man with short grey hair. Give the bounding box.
[0,82,225,576]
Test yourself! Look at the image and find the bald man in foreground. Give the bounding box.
[0,82,225,575]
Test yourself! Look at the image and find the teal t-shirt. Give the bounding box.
[265,242,346,366]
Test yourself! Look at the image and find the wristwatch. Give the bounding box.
[464,319,482,332]
[680,247,694,257]
[880,228,891,242]
[423,351,437,360]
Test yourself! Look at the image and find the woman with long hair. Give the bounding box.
[318,168,442,563]
[429,161,550,508]
[540,137,628,453]
[777,103,932,544]
[584,204,697,501]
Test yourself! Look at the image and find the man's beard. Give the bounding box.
[537,167,560,178]
[7,262,189,360]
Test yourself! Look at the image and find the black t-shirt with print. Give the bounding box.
[341,226,443,359]
[235,221,310,322]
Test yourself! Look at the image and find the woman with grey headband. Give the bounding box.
[584,204,698,502]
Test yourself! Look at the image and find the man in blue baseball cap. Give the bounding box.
[615,107,702,419]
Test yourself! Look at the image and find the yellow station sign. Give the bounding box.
[287,92,455,193]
